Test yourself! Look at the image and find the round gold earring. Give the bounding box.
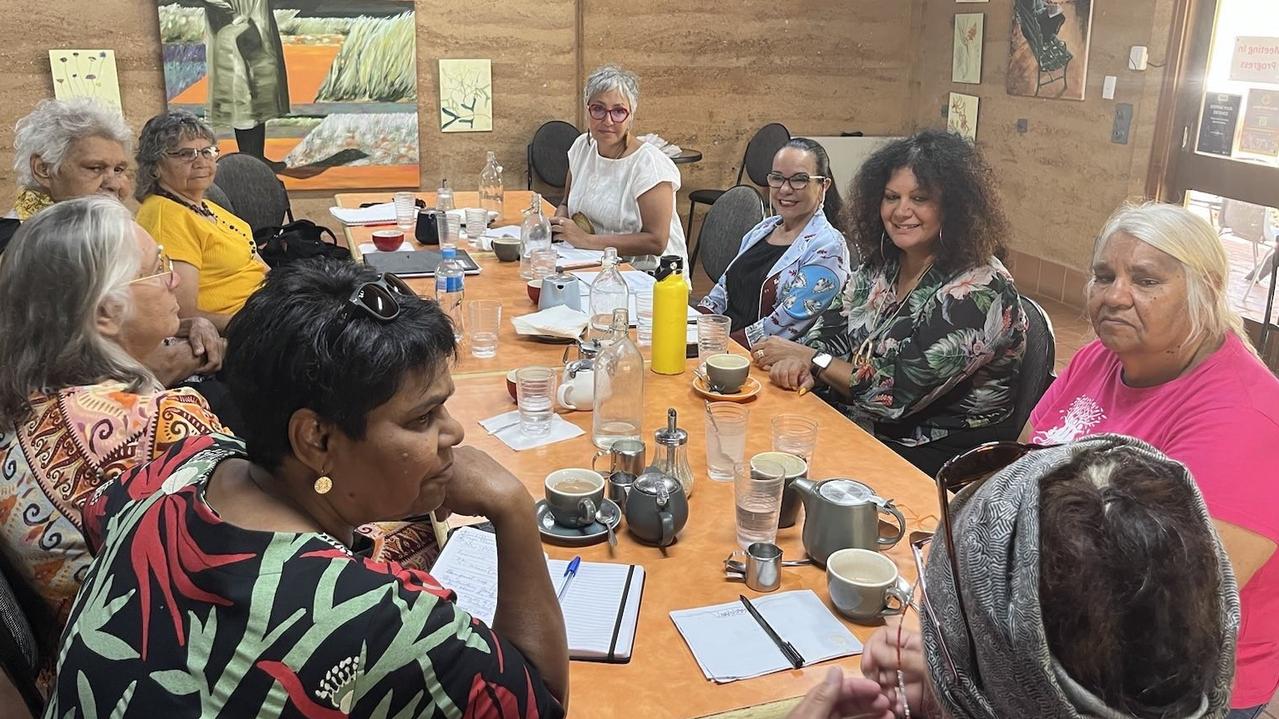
[313,475,333,495]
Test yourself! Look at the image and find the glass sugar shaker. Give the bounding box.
[653,407,693,498]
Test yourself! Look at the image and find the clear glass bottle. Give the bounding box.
[435,244,465,341]
[592,308,644,450]
[588,247,630,341]
[436,178,454,211]
[519,193,552,280]
[653,407,693,498]
[479,151,504,215]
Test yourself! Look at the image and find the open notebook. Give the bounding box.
[430,527,645,663]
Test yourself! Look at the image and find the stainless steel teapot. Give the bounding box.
[792,477,906,567]
[538,271,583,312]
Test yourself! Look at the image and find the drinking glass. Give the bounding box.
[393,192,416,232]
[516,366,557,436]
[635,290,654,346]
[735,459,785,549]
[697,314,731,363]
[705,402,749,482]
[445,213,463,246]
[465,208,489,240]
[772,414,818,463]
[529,248,558,279]
[467,300,502,358]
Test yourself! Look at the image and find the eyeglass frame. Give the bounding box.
[346,272,416,322]
[164,146,221,163]
[765,171,827,191]
[586,104,631,123]
[127,245,176,287]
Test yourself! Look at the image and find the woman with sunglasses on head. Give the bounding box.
[549,64,687,270]
[0,197,226,655]
[46,260,568,718]
[753,131,1025,476]
[787,436,1240,719]
[135,110,268,334]
[696,139,851,347]
[1026,203,1279,717]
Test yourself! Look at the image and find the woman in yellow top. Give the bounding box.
[135,111,267,332]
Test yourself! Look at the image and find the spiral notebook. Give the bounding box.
[431,527,645,663]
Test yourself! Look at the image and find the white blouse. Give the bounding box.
[566,133,687,269]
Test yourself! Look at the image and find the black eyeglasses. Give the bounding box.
[587,104,630,123]
[913,441,1055,684]
[347,273,415,321]
[766,171,825,191]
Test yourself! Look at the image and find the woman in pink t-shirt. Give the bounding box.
[1027,202,1279,716]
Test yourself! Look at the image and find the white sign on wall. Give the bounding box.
[1230,36,1279,84]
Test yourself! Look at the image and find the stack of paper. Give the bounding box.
[572,270,700,325]
[330,202,397,226]
[512,305,589,339]
[478,410,584,451]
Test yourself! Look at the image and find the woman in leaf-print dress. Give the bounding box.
[753,131,1025,475]
[47,261,567,718]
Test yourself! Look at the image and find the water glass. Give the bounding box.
[635,290,654,346]
[735,459,785,550]
[772,414,818,463]
[529,248,558,279]
[393,192,416,232]
[516,366,557,437]
[465,208,489,237]
[467,300,502,359]
[697,314,731,362]
[446,213,463,245]
[705,402,749,482]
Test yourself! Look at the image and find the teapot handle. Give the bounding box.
[658,509,675,547]
[876,502,907,549]
[556,383,579,411]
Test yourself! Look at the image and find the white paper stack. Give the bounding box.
[478,410,584,451]
[512,305,590,339]
[330,202,397,226]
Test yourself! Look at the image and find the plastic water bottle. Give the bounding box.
[588,247,630,341]
[520,193,552,280]
[479,151,504,216]
[436,244,465,341]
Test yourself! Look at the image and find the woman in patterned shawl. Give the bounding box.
[0,197,226,673]
[47,260,568,718]
[752,131,1025,475]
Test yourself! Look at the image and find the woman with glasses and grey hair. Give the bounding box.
[135,110,267,333]
[1027,202,1279,716]
[549,64,687,270]
[787,436,1239,719]
[0,196,226,652]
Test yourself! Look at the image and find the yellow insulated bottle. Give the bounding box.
[650,255,690,375]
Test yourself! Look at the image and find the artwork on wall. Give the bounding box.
[438,59,493,132]
[1006,0,1093,101]
[49,50,122,109]
[956,0,988,4]
[156,1,419,190]
[953,14,984,84]
[948,92,979,141]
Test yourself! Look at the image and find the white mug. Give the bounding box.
[556,369,595,411]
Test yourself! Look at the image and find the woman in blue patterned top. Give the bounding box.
[753,131,1025,475]
[698,138,851,348]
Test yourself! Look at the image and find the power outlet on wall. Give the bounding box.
[1112,103,1134,144]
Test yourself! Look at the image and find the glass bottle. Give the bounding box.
[520,193,552,280]
[588,247,630,341]
[592,308,644,449]
[653,407,693,498]
[436,178,454,211]
[479,151,504,215]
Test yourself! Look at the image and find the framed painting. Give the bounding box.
[1006,0,1093,100]
[953,14,984,84]
[948,92,979,141]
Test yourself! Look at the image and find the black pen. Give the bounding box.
[738,594,804,669]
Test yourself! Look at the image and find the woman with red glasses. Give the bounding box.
[549,64,687,270]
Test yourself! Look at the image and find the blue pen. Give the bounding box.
[556,556,581,602]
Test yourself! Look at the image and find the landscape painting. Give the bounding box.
[1006,0,1093,100]
[157,0,419,190]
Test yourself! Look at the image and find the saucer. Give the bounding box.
[692,374,761,402]
[535,498,622,546]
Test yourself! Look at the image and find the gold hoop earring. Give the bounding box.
[313,475,333,495]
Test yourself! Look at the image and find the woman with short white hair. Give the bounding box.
[10,98,133,219]
[1027,201,1279,716]
[549,64,687,269]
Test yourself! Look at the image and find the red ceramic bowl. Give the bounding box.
[371,229,404,252]
[526,279,541,305]
[506,369,518,401]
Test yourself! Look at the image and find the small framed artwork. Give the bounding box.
[948,92,979,141]
[953,13,984,84]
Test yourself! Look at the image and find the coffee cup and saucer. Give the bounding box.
[693,353,761,402]
[534,468,623,546]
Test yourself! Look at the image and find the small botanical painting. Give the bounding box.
[948,92,979,141]
[49,50,122,109]
[953,14,984,84]
[439,59,493,133]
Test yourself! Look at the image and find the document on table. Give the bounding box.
[330,202,396,225]
[572,270,699,324]
[669,590,862,683]
[431,527,645,662]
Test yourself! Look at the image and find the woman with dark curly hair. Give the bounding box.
[752,130,1026,474]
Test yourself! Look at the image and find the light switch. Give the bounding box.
[1129,46,1149,71]
[1103,75,1117,100]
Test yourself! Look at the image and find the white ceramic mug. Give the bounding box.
[556,368,595,410]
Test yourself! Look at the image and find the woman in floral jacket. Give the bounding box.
[754,131,1025,475]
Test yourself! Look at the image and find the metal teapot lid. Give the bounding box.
[542,270,578,288]
[631,469,681,498]
[816,478,877,506]
[653,408,687,447]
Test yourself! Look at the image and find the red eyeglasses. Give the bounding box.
[587,104,630,123]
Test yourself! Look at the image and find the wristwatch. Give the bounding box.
[809,352,834,381]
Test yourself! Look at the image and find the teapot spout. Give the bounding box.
[791,476,818,509]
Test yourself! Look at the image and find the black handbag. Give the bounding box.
[253,220,351,268]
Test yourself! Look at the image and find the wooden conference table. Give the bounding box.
[334,191,937,719]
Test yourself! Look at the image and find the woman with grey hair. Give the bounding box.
[549,64,687,269]
[1027,202,1278,715]
[135,110,267,332]
[788,435,1239,719]
[0,196,226,647]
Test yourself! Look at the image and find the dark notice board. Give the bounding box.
[1198,93,1243,157]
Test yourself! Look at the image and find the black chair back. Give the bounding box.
[213,153,292,234]
[0,548,47,717]
[699,185,767,283]
[527,121,579,201]
[738,123,791,188]
[1008,294,1057,435]
[205,182,235,216]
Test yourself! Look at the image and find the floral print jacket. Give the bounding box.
[802,257,1026,446]
[48,434,562,719]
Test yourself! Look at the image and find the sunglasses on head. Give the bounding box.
[347,273,415,321]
